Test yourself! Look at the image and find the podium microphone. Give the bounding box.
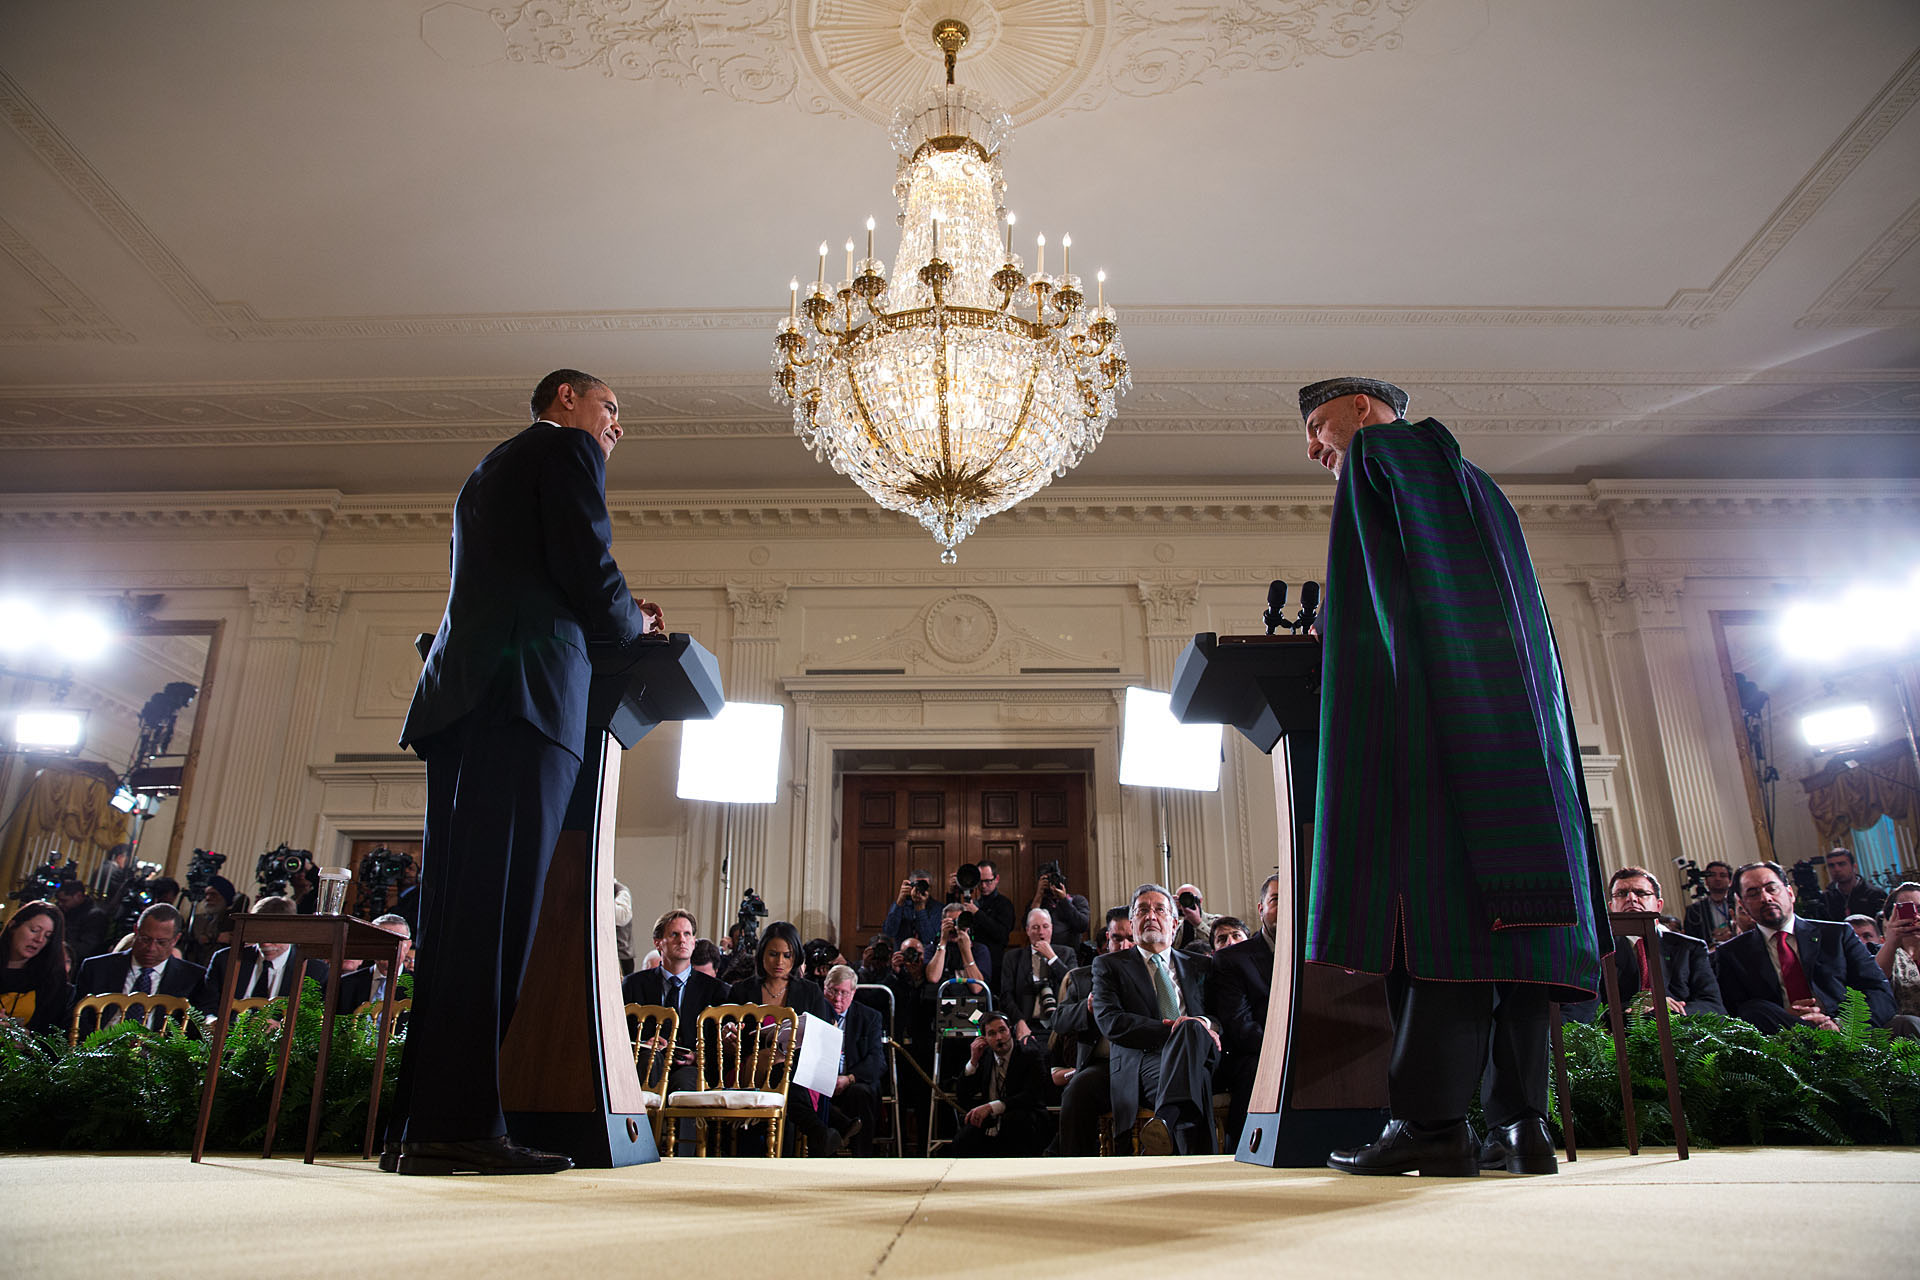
[1297,581,1320,633]
[1263,581,1288,636]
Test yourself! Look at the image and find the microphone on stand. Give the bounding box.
[1297,581,1320,634]
[1263,581,1288,636]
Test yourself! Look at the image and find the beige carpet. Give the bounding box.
[4,1148,1915,1278]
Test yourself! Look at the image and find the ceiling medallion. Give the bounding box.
[771,19,1131,563]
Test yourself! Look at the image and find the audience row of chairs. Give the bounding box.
[67,992,410,1046]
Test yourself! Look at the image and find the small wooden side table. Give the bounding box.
[190,914,407,1164]
[1599,909,1690,1159]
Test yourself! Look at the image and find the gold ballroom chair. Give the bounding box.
[68,992,194,1045]
[625,1002,679,1145]
[653,1003,798,1157]
[351,997,412,1039]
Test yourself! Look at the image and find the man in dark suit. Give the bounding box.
[1093,883,1219,1155]
[948,1011,1050,1156]
[823,964,886,1156]
[1715,861,1894,1033]
[197,896,328,1012]
[1816,847,1887,923]
[1565,867,1724,1025]
[1000,907,1070,1045]
[621,909,728,1104]
[1206,873,1279,1147]
[1681,860,1736,945]
[394,369,661,1176]
[333,914,412,1014]
[73,903,206,1008]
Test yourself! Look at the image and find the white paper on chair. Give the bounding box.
[791,1012,843,1096]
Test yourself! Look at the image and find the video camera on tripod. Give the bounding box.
[352,845,414,918]
[255,843,314,898]
[11,855,76,905]
[735,887,769,955]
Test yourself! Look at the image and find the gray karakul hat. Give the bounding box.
[1298,377,1409,423]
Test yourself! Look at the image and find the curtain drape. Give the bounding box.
[1802,744,1920,859]
[0,766,131,914]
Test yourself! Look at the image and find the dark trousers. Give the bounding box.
[397,714,579,1144]
[1054,1060,1110,1155]
[832,1081,881,1157]
[1135,1019,1220,1154]
[1384,964,1549,1130]
[1732,997,1801,1035]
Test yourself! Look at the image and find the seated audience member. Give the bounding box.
[335,914,412,1013]
[1817,847,1887,922]
[727,920,844,1157]
[0,901,72,1037]
[1874,881,1920,1039]
[1172,883,1221,954]
[1210,916,1249,952]
[948,1010,1050,1156]
[55,880,111,967]
[690,938,722,978]
[623,909,729,1104]
[924,903,990,993]
[1565,867,1725,1022]
[197,896,329,1011]
[639,949,662,972]
[823,965,885,1156]
[1093,883,1219,1155]
[1033,866,1092,951]
[75,903,207,1008]
[1847,914,1884,948]
[1713,861,1893,1033]
[1682,860,1737,944]
[1000,907,1070,1045]
[1207,874,1281,1147]
[883,871,942,949]
[1051,907,1134,1155]
[182,876,240,967]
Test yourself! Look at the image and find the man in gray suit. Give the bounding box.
[1092,884,1219,1155]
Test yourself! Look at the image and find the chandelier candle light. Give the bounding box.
[771,19,1130,563]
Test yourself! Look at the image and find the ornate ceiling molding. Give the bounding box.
[1,369,1912,450]
[1797,194,1920,329]
[6,43,1916,344]
[464,0,1418,126]
[0,215,133,345]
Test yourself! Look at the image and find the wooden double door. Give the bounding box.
[838,772,1088,951]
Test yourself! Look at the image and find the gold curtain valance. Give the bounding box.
[0,766,132,911]
[1801,743,1920,853]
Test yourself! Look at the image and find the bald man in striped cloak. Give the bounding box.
[1298,378,1606,1178]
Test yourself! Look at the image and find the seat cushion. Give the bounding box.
[666,1089,786,1109]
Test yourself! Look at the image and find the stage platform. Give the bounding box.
[4,1148,1913,1278]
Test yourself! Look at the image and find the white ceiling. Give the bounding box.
[1,0,1916,497]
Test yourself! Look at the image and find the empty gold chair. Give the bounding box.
[68,993,194,1046]
[653,1003,797,1157]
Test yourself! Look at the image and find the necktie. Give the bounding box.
[1634,938,1651,994]
[251,957,273,998]
[666,974,683,1011]
[837,1014,847,1073]
[1776,931,1814,1005]
[134,966,154,996]
[1149,951,1181,1021]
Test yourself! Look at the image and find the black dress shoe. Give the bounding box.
[1137,1115,1175,1156]
[1478,1117,1558,1175]
[396,1136,573,1176]
[377,1141,400,1173]
[1327,1119,1479,1177]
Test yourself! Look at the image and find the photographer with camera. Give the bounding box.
[947,859,1014,985]
[1680,860,1736,944]
[924,903,990,993]
[1031,860,1091,951]
[884,871,942,949]
[1171,883,1220,954]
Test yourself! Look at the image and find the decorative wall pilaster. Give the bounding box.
[267,584,343,850]
[1623,576,1734,866]
[722,583,789,920]
[205,582,307,861]
[1135,579,1216,895]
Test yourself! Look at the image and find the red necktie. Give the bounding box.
[1635,938,1651,993]
[1775,931,1814,1005]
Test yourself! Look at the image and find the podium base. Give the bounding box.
[1236,1107,1388,1168]
[506,1109,659,1169]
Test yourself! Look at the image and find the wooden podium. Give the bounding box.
[1169,632,1392,1167]
[496,632,724,1168]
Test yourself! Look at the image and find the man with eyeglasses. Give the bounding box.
[1712,861,1894,1034]
[1564,868,1723,1026]
[949,858,1014,984]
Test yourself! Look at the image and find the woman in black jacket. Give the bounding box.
[0,900,73,1037]
[726,920,843,1155]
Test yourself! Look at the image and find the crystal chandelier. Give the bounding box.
[772,19,1130,564]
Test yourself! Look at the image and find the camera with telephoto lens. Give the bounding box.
[183,849,226,903]
[911,875,932,897]
[1176,889,1200,912]
[353,845,414,918]
[1037,859,1066,896]
[953,862,981,903]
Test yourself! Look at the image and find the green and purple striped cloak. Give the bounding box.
[1305,417,1605,999]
